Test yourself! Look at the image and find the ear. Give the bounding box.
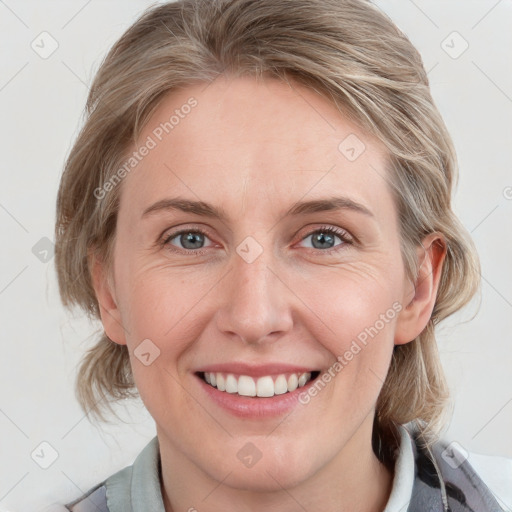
[89,251,127,346]
[394,233,447,345]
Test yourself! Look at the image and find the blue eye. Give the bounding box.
[163,228,213,252]
[162,225,352,255]
[300,226,350,251]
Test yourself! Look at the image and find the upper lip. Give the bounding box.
[195,362,319,378]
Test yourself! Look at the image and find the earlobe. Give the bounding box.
[89,251,127,346]
[394,233,447,345]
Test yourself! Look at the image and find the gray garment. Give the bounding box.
[106,437,165,512]
[67,437,165,512]
[66,425,506,512]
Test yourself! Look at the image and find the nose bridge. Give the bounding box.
[215,237,293,345]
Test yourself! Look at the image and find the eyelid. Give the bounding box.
[161,223,354,254]
[161,225,214,249]
[295,225,353,254]
[297,224,353,243]
[161,225,207,241]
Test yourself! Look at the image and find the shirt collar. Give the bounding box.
[106,436,165,512]
[105,427,416,512]
[382,424,416,512]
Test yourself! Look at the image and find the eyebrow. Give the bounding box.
[141,196,374,221]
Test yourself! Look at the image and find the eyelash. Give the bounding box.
[161,225,353,256]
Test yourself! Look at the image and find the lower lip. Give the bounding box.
[196,374,318,418]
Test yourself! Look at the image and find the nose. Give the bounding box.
[214,248,294,346]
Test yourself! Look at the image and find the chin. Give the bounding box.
[200,438,321,492]
[221,462,314,493]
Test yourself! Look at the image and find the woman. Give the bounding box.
[54,0,507,510]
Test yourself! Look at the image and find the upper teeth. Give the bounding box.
[203,372,312,397]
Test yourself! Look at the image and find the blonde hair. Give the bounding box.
[55,0,480,466]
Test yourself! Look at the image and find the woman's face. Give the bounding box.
[97,75,427,490]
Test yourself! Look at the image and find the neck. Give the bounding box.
[158,416,394,512]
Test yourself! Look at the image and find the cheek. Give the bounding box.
[117,264,206,339]
[296,263,402,402]
[118,255,404,358]
[302,263,403,346]
[115,267,216,410]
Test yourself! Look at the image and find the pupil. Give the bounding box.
[313,232,334,249]
[182,232,203,249]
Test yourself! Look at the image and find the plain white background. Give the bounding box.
[0,1,511,510]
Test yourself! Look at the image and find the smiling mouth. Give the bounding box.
[198,371,321,397]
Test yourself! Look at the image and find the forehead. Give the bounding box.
[119,75,394,221]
